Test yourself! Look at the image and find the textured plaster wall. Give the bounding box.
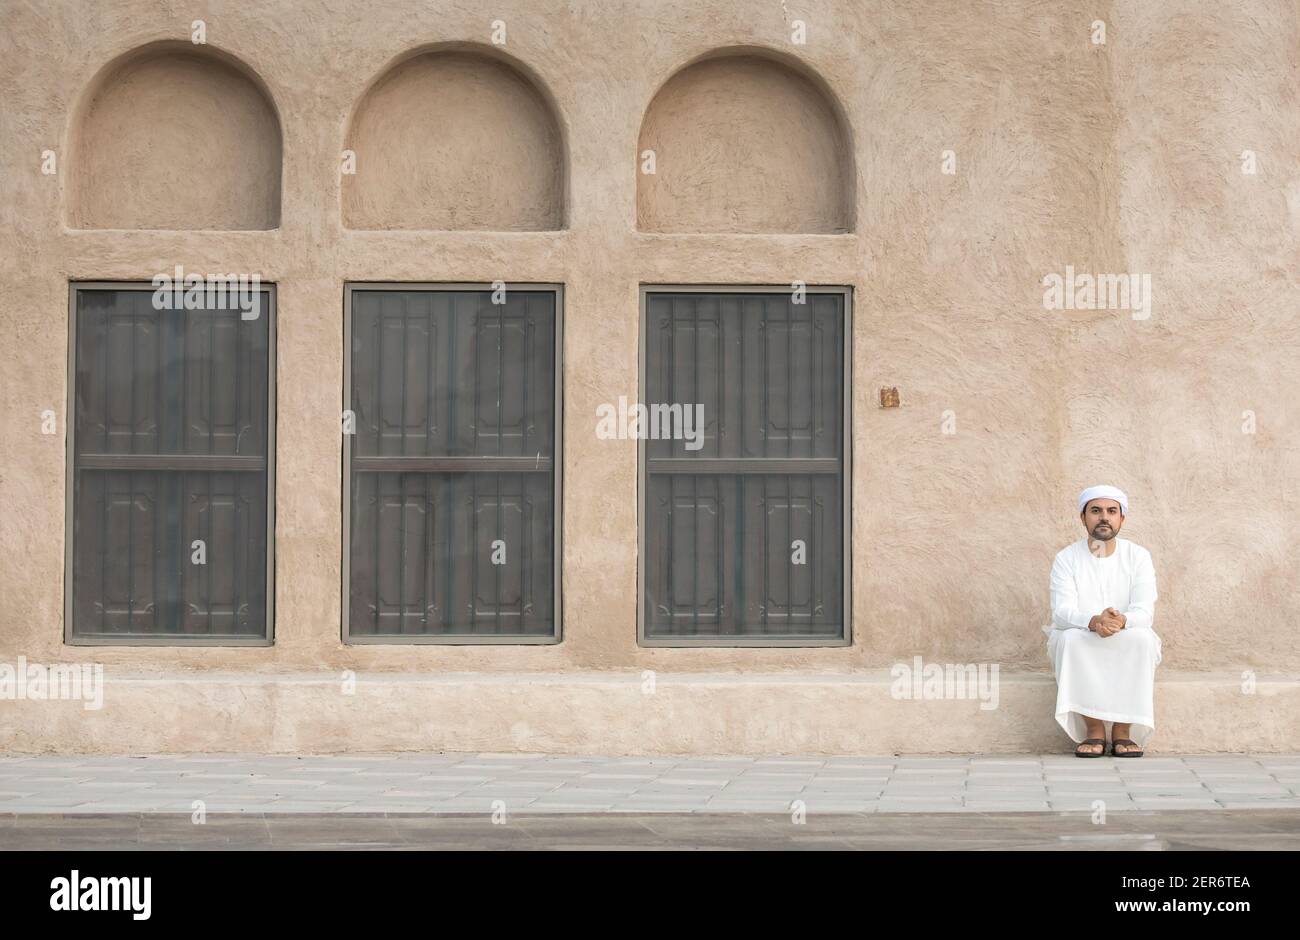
[637,52,853,232]
[0,0,1296,752]
[344,48,564,230]
[67,43,283,230]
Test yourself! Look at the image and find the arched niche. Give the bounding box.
[69,42,282,230]
[638,51,854,234]
[344,47,565,231]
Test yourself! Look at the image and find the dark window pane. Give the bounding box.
[70,288,272,640]
[75,291,268,458]
[643,292,845,640]
[644,293,841,460]
[72,470,267,636]
[644,473,841,637]
[350,290,554,459]
[347,289,558,639]
[349,472,553,637]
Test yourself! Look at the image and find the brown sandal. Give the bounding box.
[1111,738,1144,758]
[1074,737,1106,758]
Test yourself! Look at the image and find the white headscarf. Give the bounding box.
[1078,484,1128,515]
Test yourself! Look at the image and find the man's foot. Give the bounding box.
[1074,738,1106,757]
[1111,723,1142,757]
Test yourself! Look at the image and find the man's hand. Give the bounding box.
[1088,609,1126,637]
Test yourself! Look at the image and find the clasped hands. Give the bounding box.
[1088,607,1127,637]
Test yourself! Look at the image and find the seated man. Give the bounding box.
[1045,485,1161,757]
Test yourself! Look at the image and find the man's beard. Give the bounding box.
[1091,525,1116,541]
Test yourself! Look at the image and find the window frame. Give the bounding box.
[63,280,277,647]
[341,282,564,645]
[637,284,852,648]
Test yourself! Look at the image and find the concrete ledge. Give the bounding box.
[2,671,1297,754]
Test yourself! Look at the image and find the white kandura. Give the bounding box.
[1045,537,1162,746]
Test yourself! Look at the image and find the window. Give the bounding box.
[66,283,275,644]
[343,285,561,643]
[639,287,850,646]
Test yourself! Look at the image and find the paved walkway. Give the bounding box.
[2,753,1299,814]
[5,809,1299,850]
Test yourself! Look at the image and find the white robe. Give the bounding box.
[1044,537,1161,745]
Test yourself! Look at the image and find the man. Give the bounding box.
[1045,485,1161,757]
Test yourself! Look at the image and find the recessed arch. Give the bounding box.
[68,41,282,230]
[637,49,854,234]
[343,45,566,231]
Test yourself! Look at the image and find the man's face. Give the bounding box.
[1081,498,1124,541]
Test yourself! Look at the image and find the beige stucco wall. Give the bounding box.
[0,0,1296,753]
